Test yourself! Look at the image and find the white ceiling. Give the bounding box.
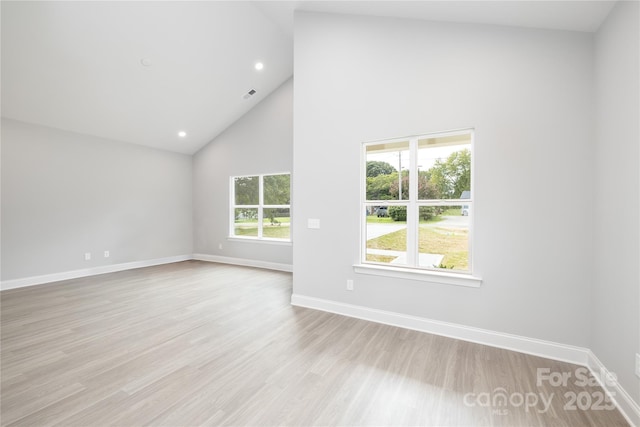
[1,1,293,154]
[1,1,616,155]
[255,1,617,36]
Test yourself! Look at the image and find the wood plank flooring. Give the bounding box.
[0,261,629,426]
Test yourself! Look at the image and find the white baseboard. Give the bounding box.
[291,293,640,426]
[193,253,293,273]
[291,294,590,365]
[1,254,291,291]
[0,255,192,291]
[587,351,640,426]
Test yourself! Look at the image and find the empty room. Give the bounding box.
[1,1,638,426]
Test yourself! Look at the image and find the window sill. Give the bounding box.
[227,236,292,246]
[353,264,482,288]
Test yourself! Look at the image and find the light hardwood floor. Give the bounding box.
[1,261,629,426]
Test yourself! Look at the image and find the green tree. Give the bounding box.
[366,173,397,200]
[234,176,258,205]
[428,149,471,199]
[366,150,469,202]
[389,171,440,200]
[389,170,409,200]
[388,206,406,221]
[366,161,396,177]
[264,174,290,205]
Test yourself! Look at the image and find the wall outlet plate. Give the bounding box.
[84,252,91,261]
[635,353,640,378]
[346,279,354,291]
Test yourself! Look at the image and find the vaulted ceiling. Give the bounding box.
[1,1,616,154]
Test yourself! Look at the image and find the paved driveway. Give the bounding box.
[366,216,468,241]
[431,215,470,228]
[365,223,407,240]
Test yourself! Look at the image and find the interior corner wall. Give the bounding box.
[292,11,595,347]
[193,78,293,266]
[0,118,193,281]
[593,0,640,404]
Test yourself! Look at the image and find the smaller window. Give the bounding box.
[230,173,291,242]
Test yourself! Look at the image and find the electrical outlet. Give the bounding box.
[84,252,91,261]
[346,279,354,291]
[635,353,640,378]
[219,243,223,250]
[104,251,110,258]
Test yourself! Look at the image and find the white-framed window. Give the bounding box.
[360,129,475,279]
[230,173,291,242]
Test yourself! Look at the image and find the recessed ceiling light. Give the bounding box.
[254,62,264,71]
[140,58,152,67]
[178,131,187,138]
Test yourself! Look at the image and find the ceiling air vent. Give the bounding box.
[243,89,257,100]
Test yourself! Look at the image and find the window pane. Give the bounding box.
[234,176,259,205]
[418,205,470,271]
[264,174,290,205]
[263,208,290,240]
[365,205,407,265]
[366,141,410,201]
[418,133,471,200]
[234,208,258,237]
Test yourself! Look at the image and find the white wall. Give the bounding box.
[293,12,594,347]
[593,0,640,403]
[193,78,293,266]
[1,119,193,282]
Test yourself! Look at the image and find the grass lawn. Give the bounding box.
[366,254,397,263]
[366,216,403,224]
[366,229,405,251]
[442,207,461,216]
[263,224,290,239]
[263,216,291,224]
[234,222,290,239]
[421,226,468,268]
[366,225,468,270]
